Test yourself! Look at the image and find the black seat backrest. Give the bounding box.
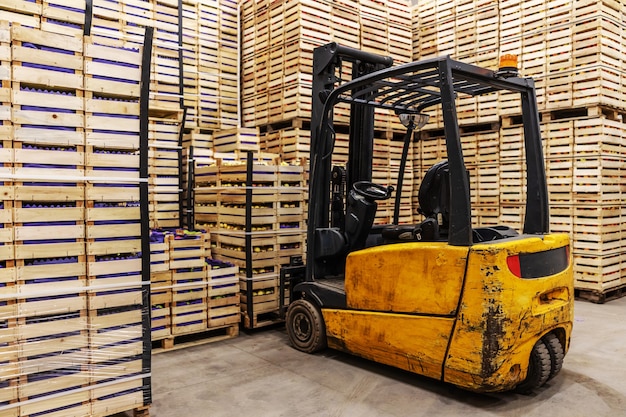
[344,190,378,252]
[418,160,450,228]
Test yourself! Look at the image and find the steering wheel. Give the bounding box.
[353,181,393,201]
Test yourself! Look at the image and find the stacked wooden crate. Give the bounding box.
[243,0,412,149]
[148,109,184,229]
[0,23,150,417]
[180,0,240,131]
[149,230,172,341]
[90,0,242,229]
[411,0,626,300]
[90,0,184,230]
[0,0,87,36]
[242,0,413,226]
[169,232,210,336]
[149,229,240,348]
[194,159,306,328]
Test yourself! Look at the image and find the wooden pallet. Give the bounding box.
[241,310,284,330]
[152,323,239,353]
[575,283,626,304]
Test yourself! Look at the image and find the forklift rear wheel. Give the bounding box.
[515,338,552,394]
[543,332,564,381]
[286,299,327,353]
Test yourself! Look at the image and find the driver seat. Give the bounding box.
[344,188,378,252]
[381,160,450,242]
[416,160,450,241]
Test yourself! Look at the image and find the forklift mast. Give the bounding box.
[308,43,393,279]
[310,43,392,224]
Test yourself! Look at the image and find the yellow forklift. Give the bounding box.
[281,43,573,393]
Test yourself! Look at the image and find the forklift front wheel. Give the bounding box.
[286,299,327,353]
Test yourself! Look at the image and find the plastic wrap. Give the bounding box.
[1,22,151,417]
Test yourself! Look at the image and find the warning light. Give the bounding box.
[496,54,519,78]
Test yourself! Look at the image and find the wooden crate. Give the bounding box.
[87,252,142,310]
[171,298,208,336]
[213,127,261,153]
[183,131,213,149]
[207,259,240,327]
[276,231,305,264]
[11,25,83,89]
[212,232,278,262]
[84,40,142,99]
[89,308,145,415]
[240,274,281,315]
[13,202,85,261]
[169,233,208,270]
[91,378,146,417]
[150,232,171,273]
[85,202,141,258]
[41,0,87,35]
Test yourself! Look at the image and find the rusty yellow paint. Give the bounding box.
[345,243,468,315]
[323,309,454,380]
[444,233,574,392]
[324,233,573,392]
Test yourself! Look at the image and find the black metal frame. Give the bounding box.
[306,44,549,283]
[139,26,154,407]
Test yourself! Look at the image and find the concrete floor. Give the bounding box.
[144,298,626,417]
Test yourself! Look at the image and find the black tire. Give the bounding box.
[286,299,327,353]
[543,332,564,381]
[515,338,552,393]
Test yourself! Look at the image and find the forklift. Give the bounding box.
[280,43,573,393]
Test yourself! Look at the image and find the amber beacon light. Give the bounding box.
[496,54,519,78]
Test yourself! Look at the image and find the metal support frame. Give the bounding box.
[139,26,154,407]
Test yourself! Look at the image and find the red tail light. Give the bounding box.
[506,245,569,279]
[507,255,522,278]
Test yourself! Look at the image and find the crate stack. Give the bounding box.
[149,229,240,348]
[169,232,210,337]
[242,0,414,227]
[0,0,87,36]
[92,0,180,111]
[0,23,151,417]
[148,109,184,229]
[411,0,500,130]
[90,0,242,230]
[243,0,412,158]
[194,159,306,328]
[150,230,172,341]
[90,0,184,230]
[411,0,626,300]
[181,131,215,228]
[83,36,148,417]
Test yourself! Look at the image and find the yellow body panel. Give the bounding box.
[323,233,574,392]
[345,243,468,315]
[323,310,454,380]
[445,233,573,391]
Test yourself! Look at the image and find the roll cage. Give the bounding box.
[306,42,549,282]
